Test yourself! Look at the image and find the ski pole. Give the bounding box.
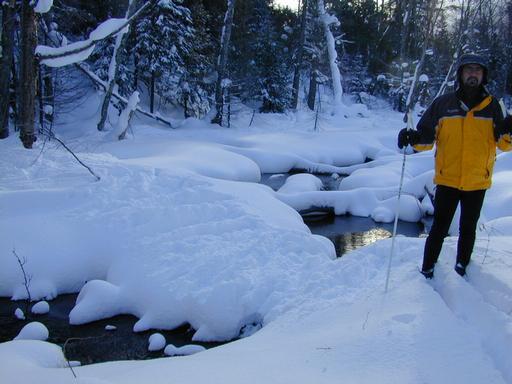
[385,111,413,293]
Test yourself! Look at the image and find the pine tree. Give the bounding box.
[231,0,292,112]
[135,0,194,113]
[211,0,236,125]
[180,1,217,118]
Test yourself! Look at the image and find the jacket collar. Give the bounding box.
[456,85,491,112]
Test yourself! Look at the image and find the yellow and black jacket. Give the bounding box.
[414,91,512,191]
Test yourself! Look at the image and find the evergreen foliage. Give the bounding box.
[2,0,512,137]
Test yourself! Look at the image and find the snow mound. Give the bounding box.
[148,333,166,351]
[14,322,49,341]
[70,280,121,324]
[15,308,25,320]
[164,344,206,357]
[278,173,323,193]
[0,340,67,368]
[31,301,50,315]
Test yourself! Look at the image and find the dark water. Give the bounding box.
[305,214,426,256]
[0,294,222,365]
[261,172,427,256]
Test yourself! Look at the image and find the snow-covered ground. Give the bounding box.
[1,92,512,383]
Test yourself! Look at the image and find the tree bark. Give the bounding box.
[19,0,37,148]
[0,0,16,139]
[150,70,155,114]
[307,68,317,111]
[291,0,308,110]
[211,0,236,126]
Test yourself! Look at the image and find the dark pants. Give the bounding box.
[422,185,486,271]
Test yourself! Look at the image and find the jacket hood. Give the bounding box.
[456,53,489,87]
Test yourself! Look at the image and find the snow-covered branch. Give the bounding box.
[33,0,53,13]
[317,0,343,107]
[76,63,174,128]
[36,0,156,67]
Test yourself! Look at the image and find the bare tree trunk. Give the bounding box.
[38,18,55,126]
[505,2,512,96]
[10,54,18,131]
[97,0,138,131]
[212,0,236,126]
[291,0,308,110]
[404,0,442,122]
[435,0,473,98]
[19,0,37,148]
[150,70,155,114]
[132,25,138,91]
[399,0,417,62]
[307,68,317,111]
[0,0,16,139]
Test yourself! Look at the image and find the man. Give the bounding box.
[397,53,512,278]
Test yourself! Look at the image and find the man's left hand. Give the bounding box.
[495,115,512,139]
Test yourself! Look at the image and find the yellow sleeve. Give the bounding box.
[413,143,434,152]
[498,133,512,152]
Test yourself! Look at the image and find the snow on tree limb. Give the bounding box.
[33,0,53,13]
[117,91,140,140]
[317,0,343,107]
[36,1,156,67]
[76,63,174,128]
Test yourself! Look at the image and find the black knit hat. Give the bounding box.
[456,53,488,86]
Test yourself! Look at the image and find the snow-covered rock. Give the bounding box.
[14,322,49,341]
[148,333,166,352]
[164,344,206,357]
[278,173,323,194]
[14,308,25,320]
[31,301,50,315]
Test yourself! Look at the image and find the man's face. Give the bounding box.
[461,64,484,87]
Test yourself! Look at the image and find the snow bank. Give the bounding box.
[1,98,512,383]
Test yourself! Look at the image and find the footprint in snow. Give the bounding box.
[392,314,416,324]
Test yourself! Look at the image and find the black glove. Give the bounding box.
[495,115,512,140]
[397,128,420,149]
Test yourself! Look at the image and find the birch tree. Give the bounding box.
[317,0,343,107]
[211,0,236,126]
[97,0,138,132]
[291,0,308,110]
[403,0,443,120]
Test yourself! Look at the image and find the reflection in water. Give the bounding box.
[261,172,427,257]
[305,213,424,257]
[331,228,392,255]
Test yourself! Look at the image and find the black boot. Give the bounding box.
[420,268,434,279]
[454,263,466,277]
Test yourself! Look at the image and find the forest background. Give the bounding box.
[1,0,511,145]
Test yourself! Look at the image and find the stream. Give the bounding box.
[0,172,429,364]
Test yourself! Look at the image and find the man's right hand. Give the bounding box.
[397,128,420,149]
[495,115,512,140]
